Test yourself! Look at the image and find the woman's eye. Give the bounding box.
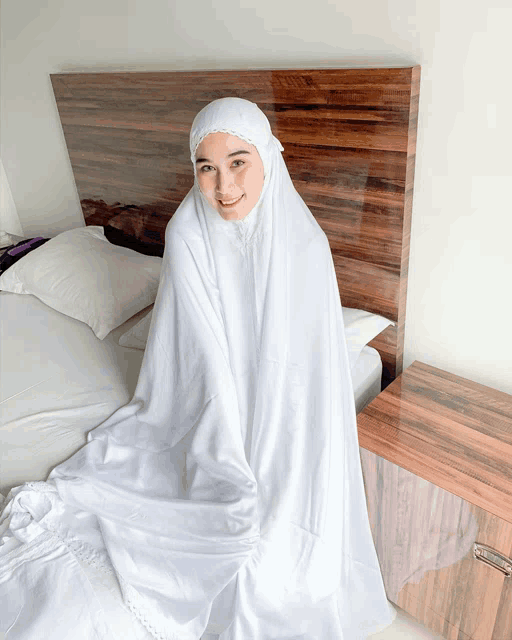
[232,160,245,168]
[200,165,214,173]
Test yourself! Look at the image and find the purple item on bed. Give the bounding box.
[7,237,45,256]
[0,237,50,276]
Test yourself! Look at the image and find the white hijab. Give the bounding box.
[3,98,396,640]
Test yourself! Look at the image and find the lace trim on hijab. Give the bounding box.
[191,128,283,164]
[191,128,260,162]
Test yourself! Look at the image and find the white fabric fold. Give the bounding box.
[0,97,395,639]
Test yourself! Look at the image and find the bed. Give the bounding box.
[0,65,420,499]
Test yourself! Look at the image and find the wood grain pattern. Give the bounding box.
[360,445,512,639]
[50,67,420,383]
[358,361,512,524]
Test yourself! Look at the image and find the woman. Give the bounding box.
[0,98,396,639]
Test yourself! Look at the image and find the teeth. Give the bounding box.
[220,195,242,205]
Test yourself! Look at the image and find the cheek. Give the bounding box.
[242,167,264,199]
[197,173,213,197]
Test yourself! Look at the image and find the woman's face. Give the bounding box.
[195,133,265,221]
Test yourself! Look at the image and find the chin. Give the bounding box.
[217,205,251,221]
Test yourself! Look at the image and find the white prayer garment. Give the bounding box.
[0,98,396,639]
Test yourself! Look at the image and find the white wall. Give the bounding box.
[0,157,23,235]
[1,0,511,393]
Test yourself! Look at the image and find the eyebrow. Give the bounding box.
[195,149,251,164]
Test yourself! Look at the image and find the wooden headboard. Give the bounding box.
[50,66,420,386]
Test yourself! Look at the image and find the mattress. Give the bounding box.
[0,291,382,497]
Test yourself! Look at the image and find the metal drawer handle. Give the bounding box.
[473,543,512,577]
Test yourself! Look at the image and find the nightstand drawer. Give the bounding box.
[360,448,512,640]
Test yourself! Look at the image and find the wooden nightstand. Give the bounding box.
[357,361,512,640]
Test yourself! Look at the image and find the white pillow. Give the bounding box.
[342,307,394,369]
[118,305,394,369]
[0,226,162,340]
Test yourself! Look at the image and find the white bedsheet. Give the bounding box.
[0,291,145,495]
[0,291,381,496]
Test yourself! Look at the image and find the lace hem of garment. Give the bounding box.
[46,523,114,575]
[1,482,114,577]
[0,526,112,585]
[121,577,195,640]
[46,519,175,639]
[0,529,58,578]
[0,526,172,640]
[1,481,177,640]
[23,480,56,493]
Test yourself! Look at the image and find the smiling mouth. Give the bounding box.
[218,194,244,207]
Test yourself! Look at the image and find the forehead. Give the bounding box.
[195,132,256,157]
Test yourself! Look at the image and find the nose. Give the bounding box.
[215,169,235,197]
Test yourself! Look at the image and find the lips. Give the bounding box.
[218,194,244,207]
